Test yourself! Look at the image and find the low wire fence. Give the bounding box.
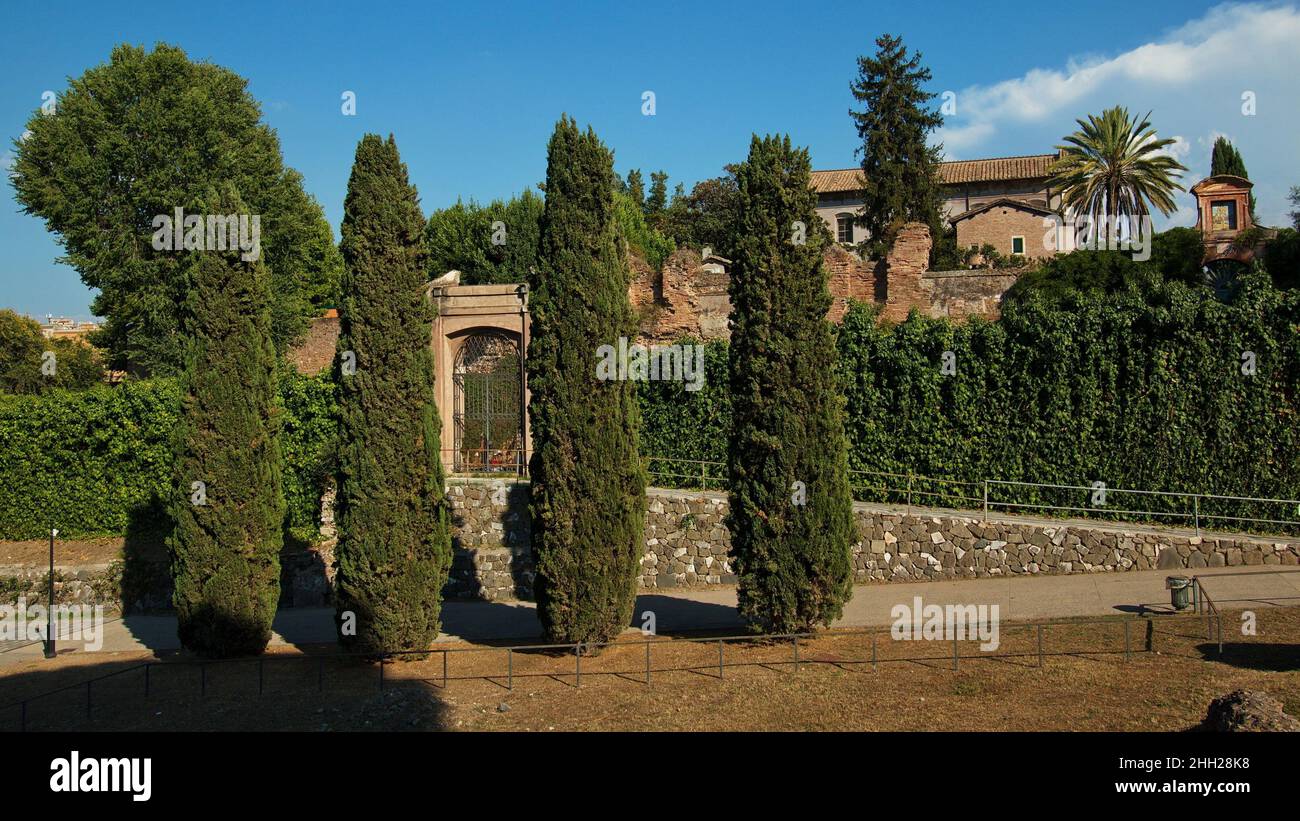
[0,614,1198,732]
[642,456,1300,537]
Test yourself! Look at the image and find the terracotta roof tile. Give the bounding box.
[811,153,1059,193]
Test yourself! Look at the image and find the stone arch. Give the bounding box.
[427,282,530,474]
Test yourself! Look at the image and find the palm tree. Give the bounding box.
[1049,107,1187,248]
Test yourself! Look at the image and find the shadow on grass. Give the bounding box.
[1196,641,1300,672]
[0,649,452,732]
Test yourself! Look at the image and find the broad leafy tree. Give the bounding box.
[0,311,103,394]
[11,43,342,376]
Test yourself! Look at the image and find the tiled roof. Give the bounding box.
[811,153,1059,193]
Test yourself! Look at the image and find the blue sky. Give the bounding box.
[3,0,1297,319]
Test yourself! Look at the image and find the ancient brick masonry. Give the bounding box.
[880,223,932,322]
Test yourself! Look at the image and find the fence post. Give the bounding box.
[442,649,448,688]
[982,480,989,523]
[1193,495,1200,537]
[953,632,959,671]
[575,644,582,688]
[1036,624,1044,668]
[793,636,800,672]
[871,631,877,672]
[718,639,724,680]
[1124,620,1131,662]
[645,641,651,686]
[907,474,913,515]
[700,460,706,489]
[507,648,513,691]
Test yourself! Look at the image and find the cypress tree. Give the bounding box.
[334,134,451,655]
[849,34,946,259]
[727,134,855,634]
[528,116,646,646]
[169,184,285,658]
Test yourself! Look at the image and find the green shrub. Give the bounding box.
[0,375,336,542]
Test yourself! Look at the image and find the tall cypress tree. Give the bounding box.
[528,116,646,646]
[849,34,946,259]
[727,134,855,634]
[334,134,451,655]
[169,184,285,658]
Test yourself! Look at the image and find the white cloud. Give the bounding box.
[934,2,1300,227]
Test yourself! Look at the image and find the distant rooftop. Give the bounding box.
[811,153,1061,194]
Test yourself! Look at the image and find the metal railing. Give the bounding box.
[2,615,1167,732]
[1192,576,1224,655]
[641,455,1300,537]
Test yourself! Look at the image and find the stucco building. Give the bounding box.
[812,152,1063,258]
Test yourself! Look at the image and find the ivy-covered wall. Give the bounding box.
[643,270,1300,529]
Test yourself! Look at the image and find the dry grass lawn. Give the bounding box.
[1,606,1296,732]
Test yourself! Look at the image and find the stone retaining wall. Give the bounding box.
[5,483,1296,609]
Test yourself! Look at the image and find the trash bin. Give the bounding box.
[1166,575,1192,611]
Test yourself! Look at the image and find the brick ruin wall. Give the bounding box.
[631,223,1026,340]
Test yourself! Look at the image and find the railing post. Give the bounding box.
[1124,620,1131,662]
[507,648,513,690]
[982,480,989,522]
[871,631,877,672]
[701,460,706,489]
[575,643,582,688]
[907,474,913,515]
[793,636,800,672]
[718,639,724,680]
[952,632,959,670]
[1193,495,1200,537]
[1036,624,1044,668]
[443,649,448,688]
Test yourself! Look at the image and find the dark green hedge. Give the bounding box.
[0,370,337,541]
[642,266,1300,529]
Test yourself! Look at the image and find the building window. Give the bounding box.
[1210,200,1237,232]
[836,213,854,244]
[1011,236,1025,255]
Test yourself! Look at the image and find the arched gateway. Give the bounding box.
[426,279,530,475]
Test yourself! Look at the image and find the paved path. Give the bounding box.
[2,566,1297,667]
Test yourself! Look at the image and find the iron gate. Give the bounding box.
[452,332,522,473]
